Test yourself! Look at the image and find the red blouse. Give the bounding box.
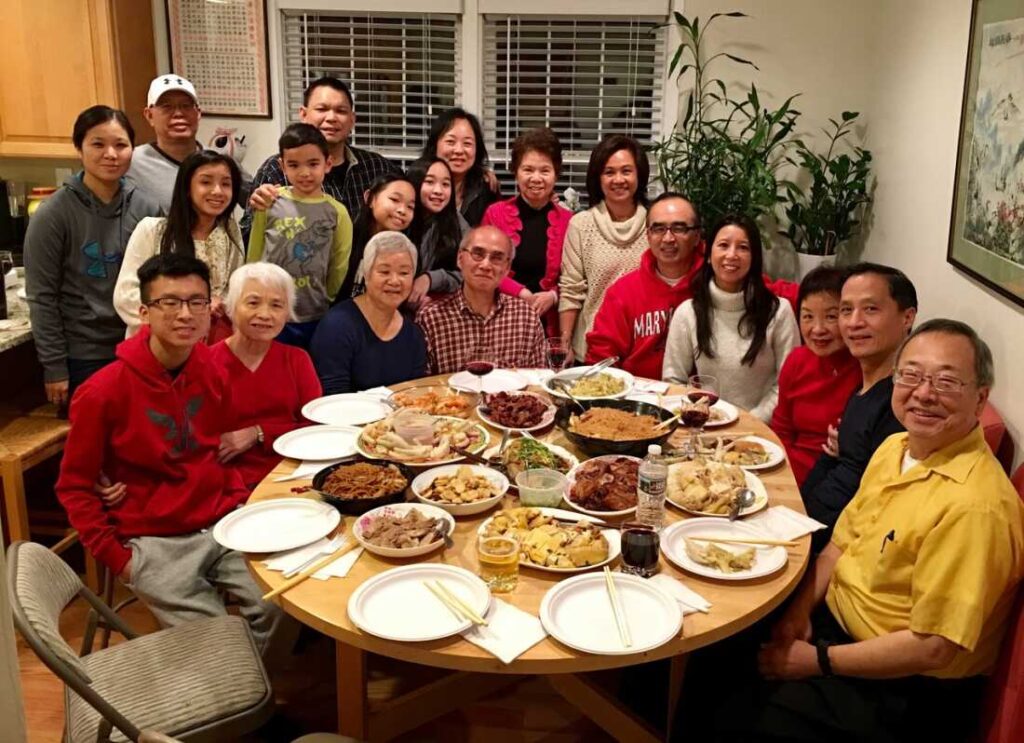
[210,340,322,490]
[770,345,862,487]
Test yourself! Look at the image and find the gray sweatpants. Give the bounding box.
[125,531,297,666]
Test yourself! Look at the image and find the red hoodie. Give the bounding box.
[585,250,704,380]
[56,327,247,573]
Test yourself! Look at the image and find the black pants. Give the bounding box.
[683,607,985,743]
[63,357,115,416]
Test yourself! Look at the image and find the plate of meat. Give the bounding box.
[476,391,556,432]
[565,455,641,517]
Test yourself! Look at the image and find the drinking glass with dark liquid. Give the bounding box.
[545,336,572,372]
[620,521,660,577]
[464,347,497,394]
[683,374,719,457]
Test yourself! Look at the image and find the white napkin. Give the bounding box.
[461,598,548,664]
[632,379,671,394]
[262,537,363,580]
[649,574,712,615]
[517,368,556,387]
[745,506,826,541]
[273,458,347,482]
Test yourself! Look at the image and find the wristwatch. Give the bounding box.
[254,425,264,445]
[816,639,835,677]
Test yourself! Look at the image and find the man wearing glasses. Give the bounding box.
[56,253,288,662]
[125,75,204,211]
[726,319,1024,742]
[803,263,918,550]
[584,192,705,379]
[415,225,546,373]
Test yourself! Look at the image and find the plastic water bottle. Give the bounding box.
[637,444,667,531]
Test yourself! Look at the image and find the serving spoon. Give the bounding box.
[728,488,757,521]
[574,356,619,382]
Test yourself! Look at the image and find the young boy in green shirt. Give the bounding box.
[247,123,353,348]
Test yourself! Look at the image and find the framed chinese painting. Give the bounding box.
[948,0,1024,307]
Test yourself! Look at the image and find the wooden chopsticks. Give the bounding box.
[603,566,632,647]
[425,580,489,626]
[262,540,361,601]
[688,536,798,548]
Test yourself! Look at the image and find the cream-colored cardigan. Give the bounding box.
[113,216,244,336]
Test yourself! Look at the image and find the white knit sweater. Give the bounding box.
[662,281,798,422]
[558,202,649,360]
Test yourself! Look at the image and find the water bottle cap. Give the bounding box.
[648,444,661,455]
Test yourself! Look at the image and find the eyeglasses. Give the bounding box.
[648,222,701,238]
[461,247,510,266]
[146,296,211,313]
[893,368,972,395]
[155,102,199,115]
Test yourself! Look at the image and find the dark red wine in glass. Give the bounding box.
[620,523,660,577]
[680,407,710,428]
[687,390,720,406]
[466,360,495,376]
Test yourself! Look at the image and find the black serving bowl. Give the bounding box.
[311,455,413,515]
[554,398,676,458]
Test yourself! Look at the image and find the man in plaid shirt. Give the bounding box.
[242,75,400,243]
[416,226,547,374]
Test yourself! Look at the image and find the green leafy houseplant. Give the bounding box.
[653,11,801,232]
[781,112,873,256]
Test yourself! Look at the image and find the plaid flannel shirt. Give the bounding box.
[241,143,399,242]
[415,291,547,374]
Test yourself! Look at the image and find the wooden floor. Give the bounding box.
[16,568,621,742]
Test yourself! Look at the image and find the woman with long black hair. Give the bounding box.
[405,157,467,307]
[114,150,244,340]
[24,105,162,405]
[421,107,499,226]
[662,214,798,422]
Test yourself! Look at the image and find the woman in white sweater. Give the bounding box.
[114,150,244,338]
[558,134,649,361]
[663,215,798,422]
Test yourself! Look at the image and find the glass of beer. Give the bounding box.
[477,535,519,593]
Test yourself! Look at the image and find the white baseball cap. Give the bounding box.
[147,75,198,107]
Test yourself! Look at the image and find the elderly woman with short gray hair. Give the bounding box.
[310,231,427,393]
[211,262,322,490]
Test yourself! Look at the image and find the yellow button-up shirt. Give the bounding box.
[825,426,1024,678]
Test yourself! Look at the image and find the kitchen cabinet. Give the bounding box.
[0,0,155,158]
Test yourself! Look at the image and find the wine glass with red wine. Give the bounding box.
[682,374,719,456]
[619,521,660,577]
[463,346,497,395]
[544,336,572,372]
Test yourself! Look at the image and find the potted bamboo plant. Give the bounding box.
[780,111,873,277]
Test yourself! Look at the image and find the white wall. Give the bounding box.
[864,0,1024,466]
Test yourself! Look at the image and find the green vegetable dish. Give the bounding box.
[501,439,572,480]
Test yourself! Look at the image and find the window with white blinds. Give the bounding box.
[280,11,460,158]
[482,16,666,200]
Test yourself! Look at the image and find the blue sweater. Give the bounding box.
[309,299,427,394]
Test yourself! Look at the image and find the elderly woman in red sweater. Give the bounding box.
[481,127,573,333]
[770,266,861,486]
[212,262,322,490]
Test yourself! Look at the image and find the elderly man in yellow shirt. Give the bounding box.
[713,318,1024,742]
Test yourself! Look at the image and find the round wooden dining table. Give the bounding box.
[247,375,811,741]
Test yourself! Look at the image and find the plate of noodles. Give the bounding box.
[311,456,413,515]
[544,366,634,401]
[555,399,675,457]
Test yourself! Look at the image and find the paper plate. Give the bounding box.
[273,425,361,460]
[667,467,769,518]
[660,517,788,581]
[347,564,492,642]
[476,391,557,433]
[411,464,509,516]
[302,394,390,426]
[725,436,786,471]
[540,572,683,655]
[212,498,340,553]
[477,507,621,573]
[448,369,530,394]
[564,455,642,518]
[705,399,740,428]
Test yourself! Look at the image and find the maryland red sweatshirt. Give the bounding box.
[585,250,704,380]
[56,327,247,573]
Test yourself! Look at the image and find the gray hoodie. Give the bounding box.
[24,174,161,382]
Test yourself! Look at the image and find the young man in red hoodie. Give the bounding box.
[56,253,287,658]
[585,192,705,379]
